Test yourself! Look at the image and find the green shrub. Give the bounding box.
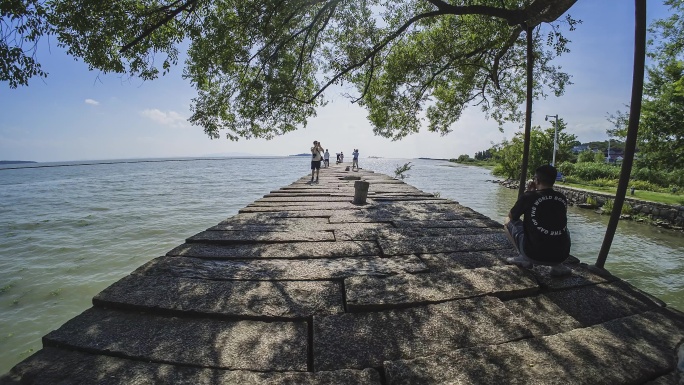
[557,161,575,177]
[622,203,632,215]
[589,178,618,188]
[586,196,598,206]
[602,199,613,213]
[563,175,581,184]
[630,180,659,192]
[572,162,620,180]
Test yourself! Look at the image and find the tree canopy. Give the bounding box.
[491,120,577,180]
[2,0,579,140]
[606,0,684,172]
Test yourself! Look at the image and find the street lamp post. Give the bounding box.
[545,114,559,166]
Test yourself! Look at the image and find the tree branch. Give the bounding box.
[120,0,199,53]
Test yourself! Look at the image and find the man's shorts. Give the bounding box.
[505,219,562,266]
[506,219,526,255]
[311,160,321,170]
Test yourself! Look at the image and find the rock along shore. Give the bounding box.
[2,165,683,384]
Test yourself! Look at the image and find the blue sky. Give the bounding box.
[0,1,671,162]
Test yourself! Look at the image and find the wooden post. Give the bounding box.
[353,181,370,204]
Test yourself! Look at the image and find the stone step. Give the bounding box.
[94,275,344,319]
[0,348,382,385]
[135,255,428,281]
[313,296,533,371]
[167,240,381,259]
[392,219,502,229]
[383,309,684,385]
[416,250,516,270]
[43,308,308,371]
[506,280,662,335]
[344,266,539,311]
[378,233,512,255]
[334,227,504,241]
[186,230,335,244]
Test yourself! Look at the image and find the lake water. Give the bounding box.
[1,157,682,374]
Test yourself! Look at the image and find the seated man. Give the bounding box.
[504,164,572,276]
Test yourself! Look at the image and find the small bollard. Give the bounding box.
[630,186,635,195]
[353,180,370,205]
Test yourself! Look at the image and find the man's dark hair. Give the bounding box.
[535,164,557,185]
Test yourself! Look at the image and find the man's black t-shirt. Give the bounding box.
[509,188,571,263]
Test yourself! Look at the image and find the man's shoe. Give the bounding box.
[550,264,572,277]
[505,255,533,269]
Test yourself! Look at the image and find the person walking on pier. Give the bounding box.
[504,164,571,277]
[310,141,324,183]
[352,149,359,170]
[323,149,330,168]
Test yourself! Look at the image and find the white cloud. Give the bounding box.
[85,99,100,106]
[140,109,189,128]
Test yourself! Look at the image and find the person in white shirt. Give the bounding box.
[323,149,330,168]
[310,141,324,183]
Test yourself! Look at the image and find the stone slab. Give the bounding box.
[313,296,533,371]
[135,255,429,281]
[334,227,504,242]
[209,217,329,231]
[94,275,344,319]
[378,233,512,255]
[240,205,355,213]
[0,348,382,385]
[503,295,583,336]
[543,280,665,327]
[532,263,615,290]
[235,210,341,218]
[186,230,335,243]
[417,251,514,271]
[383,310,684,385]
[329,211,473,223]
[43,308,308,371]
[344,266,539,310]
[264,192,334,197]
[392,219,502,228]
[256,196,353,202]
[248,202,356,210]
[167,240,380,259]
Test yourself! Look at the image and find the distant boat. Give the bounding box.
[367,156,382,159]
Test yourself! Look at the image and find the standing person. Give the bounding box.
[310,141,324,183]
[340,152,344,163]
[352,149,359,170]
[504,164,572,277]
[323,149,330,168]
[336,153,341,164]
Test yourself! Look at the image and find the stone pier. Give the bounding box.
[2,165,683,384]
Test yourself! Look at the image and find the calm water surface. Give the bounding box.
[1,157,682,374]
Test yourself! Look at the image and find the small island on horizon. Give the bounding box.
[0,160,37,165]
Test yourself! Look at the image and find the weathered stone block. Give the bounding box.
[167,241,380,259]
[0,348,382,385]
[135,255,428,281]
[313,296,532,371]
[43,308,308,371]
[344,266,539,310]
[94,275,344,319]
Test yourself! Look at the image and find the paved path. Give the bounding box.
[2,164,683,384]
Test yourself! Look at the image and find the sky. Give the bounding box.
[0,1,672,162]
